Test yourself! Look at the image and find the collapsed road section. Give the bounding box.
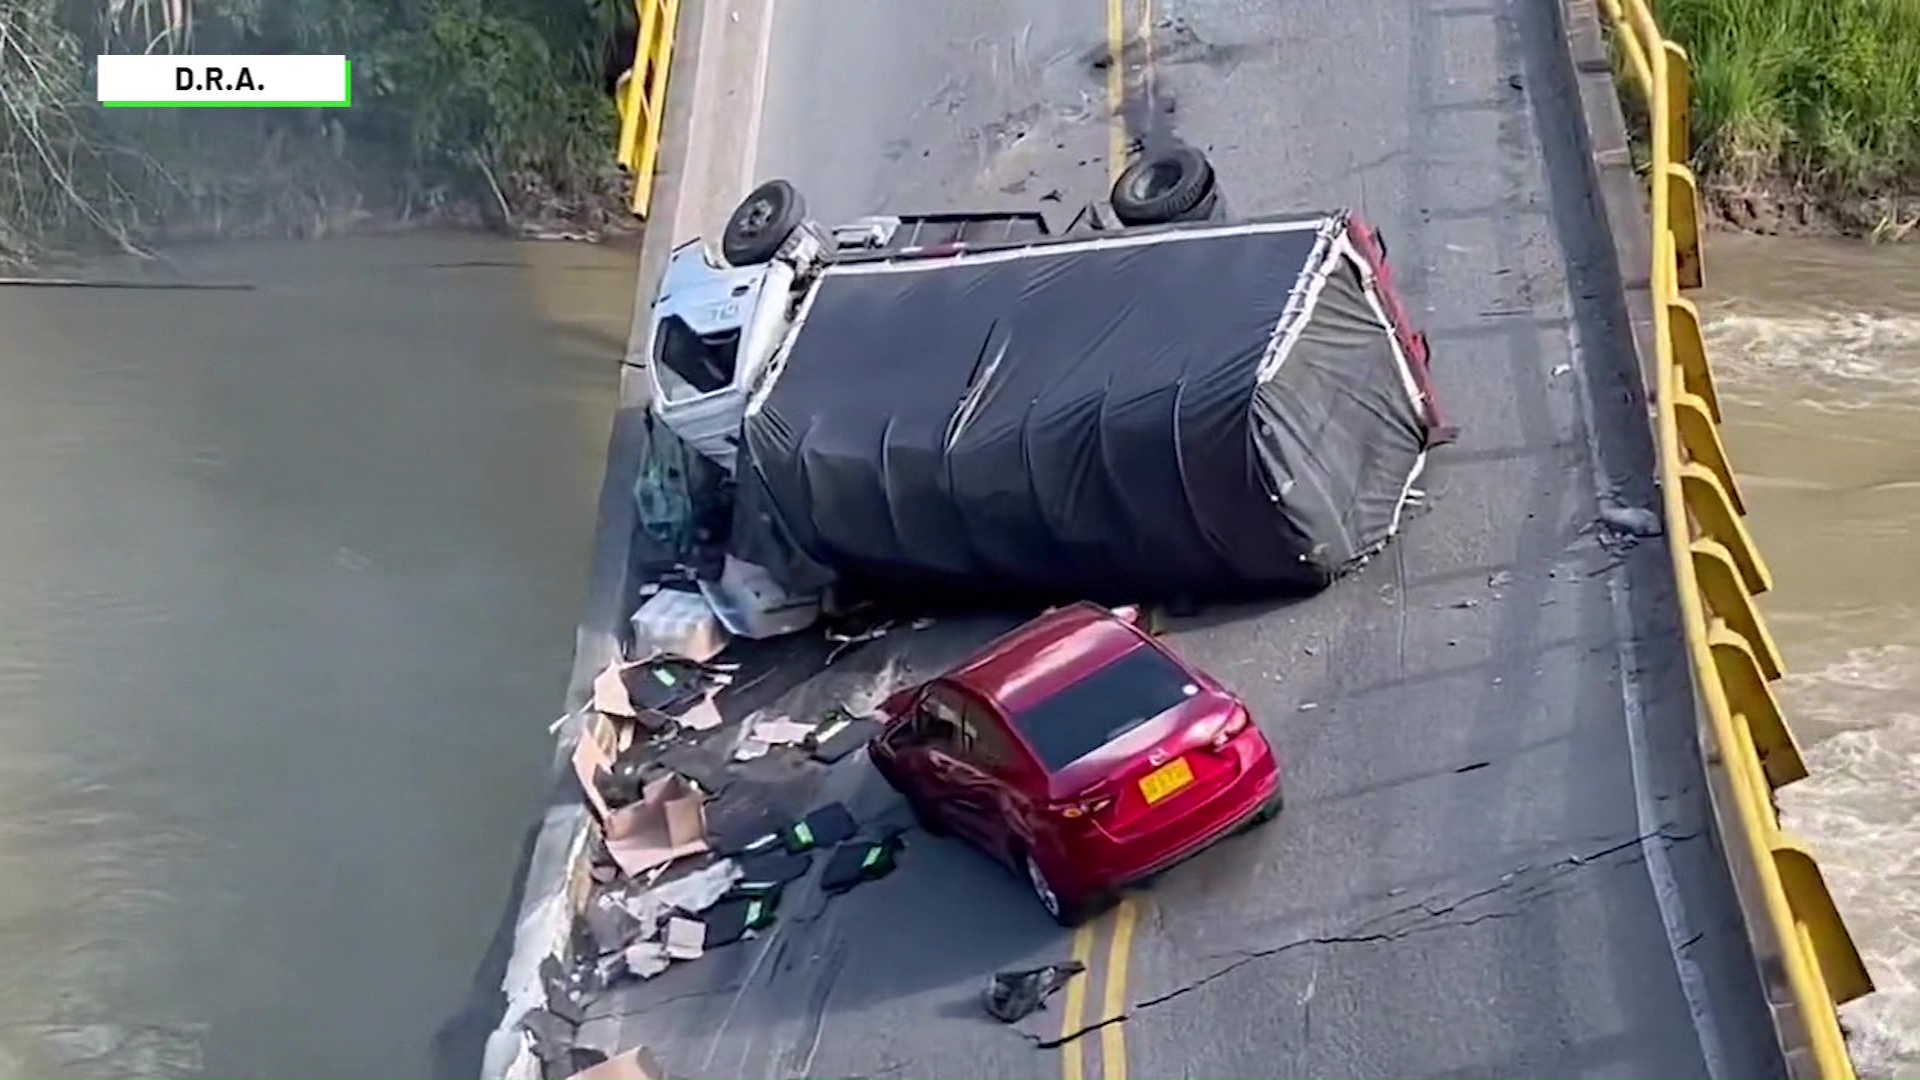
[486,0,1798,1076]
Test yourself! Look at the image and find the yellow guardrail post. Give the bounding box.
[612,0,682,219]
[1596,1,1874,1077]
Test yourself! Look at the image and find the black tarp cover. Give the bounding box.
[730,218,1428,600]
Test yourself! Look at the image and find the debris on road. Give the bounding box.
[984,961,1087,1022]
[825,619,893,665]
[820,834,905,895]
[622,941,671,980]
[734,849,812,894]
[752,715,815,746]
[567,1045,666,1080]
[604,774,709,877]
[781,802,858,853]
[1598,503,1663,539]
[663,916,706,960]
[699,893,781,946]
[807,707,879,764]
[630,587,730,663]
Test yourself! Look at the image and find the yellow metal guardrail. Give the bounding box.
[613,0,682,218]
[1598,2,1874,1076]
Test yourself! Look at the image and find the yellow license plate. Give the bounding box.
[1138,757,1194,805]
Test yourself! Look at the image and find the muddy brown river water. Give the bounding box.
[1705,234,1920,1080]
[0,235,632,1077]
[0,229,1911,1077]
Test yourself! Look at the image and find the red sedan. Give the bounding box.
[868,602,1282,925]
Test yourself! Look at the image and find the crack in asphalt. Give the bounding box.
[1029,825,1696,1050]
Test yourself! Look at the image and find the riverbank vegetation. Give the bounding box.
[1653,0,1920,239]
[0,0,630,267]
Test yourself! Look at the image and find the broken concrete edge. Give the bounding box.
[479,1,716,1076]
[1550,0,1814,1069]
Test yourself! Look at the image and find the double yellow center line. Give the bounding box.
[1060,896,1141,1080]
[1065,5,1154,1078]
[1113,0,1152,184]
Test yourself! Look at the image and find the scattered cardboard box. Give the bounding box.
[604,773,709,877]
[675,692,723,732]
[570,724,617,821]
[592,661,639,719]
[664,916,705,960]
[752,716,814,746]
[568,1046,665,1080]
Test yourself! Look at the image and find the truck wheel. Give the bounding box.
[722,179,807,266]
[1110,146,1216,226]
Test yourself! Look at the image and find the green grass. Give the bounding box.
[1656,0,1920,196]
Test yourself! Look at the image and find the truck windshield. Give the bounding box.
[654,315,739,398]
[1008,645,1197,771]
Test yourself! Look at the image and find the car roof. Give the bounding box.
[946,603,1153,717]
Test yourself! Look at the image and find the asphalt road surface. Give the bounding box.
[594,0,1789,1076]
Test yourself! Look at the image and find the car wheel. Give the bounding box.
[1250,791,1285,827]
[908,793,950,837]
[722,179,806,266]
[1109,146,1217,226]
[1024,851,1090,927]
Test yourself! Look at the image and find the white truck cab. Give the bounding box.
[645,239,805,471]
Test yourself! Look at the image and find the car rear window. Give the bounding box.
[1008,644,1198,771]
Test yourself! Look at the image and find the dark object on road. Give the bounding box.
[869,602,1282,925]
[700,892,781,946]
[565,1048,610,1079]
[620,656,709,713]
[984,961,1087,1023]
[734,849,813,894]
[781,802,858,853]
[808,709,880,763]
[520,1007,576,1059]
[710,805,788,857]
[819,835,904,894]
[586,896,645,954]
[1110,145,1218,225]
[731,208,1445,600]
[825,620,893,665]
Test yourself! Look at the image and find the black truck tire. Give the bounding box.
[1110,146,1217,226]
[722,179,807,266]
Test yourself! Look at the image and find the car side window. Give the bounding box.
[958,700,1019,772]
[916,685,965,751]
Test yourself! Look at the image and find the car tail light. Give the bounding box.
[1050,792,1115,819]
[1208,707,1252,750]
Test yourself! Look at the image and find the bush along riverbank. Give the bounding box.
[1647,0,1920,241]
[0,0,634,268]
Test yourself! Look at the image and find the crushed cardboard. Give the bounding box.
[675,692,723,732]
[567,1046,665,1080]
[664,916,705,960]
[752,716,814,745]
[604,773,709,877]
[570,724,617,821]
[628,858,741,921]
[590,657,649,719]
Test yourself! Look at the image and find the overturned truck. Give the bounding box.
[646,148,1452,608]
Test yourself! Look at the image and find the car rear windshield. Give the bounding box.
[1008,644,1197,771]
